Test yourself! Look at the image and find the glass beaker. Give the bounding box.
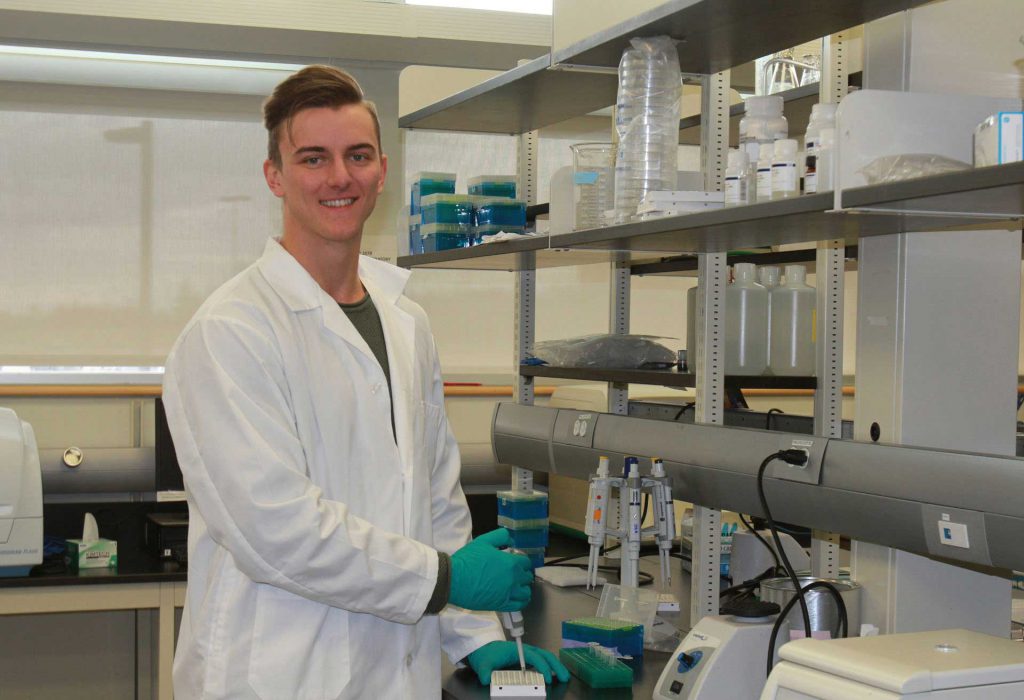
[570,143,613,231]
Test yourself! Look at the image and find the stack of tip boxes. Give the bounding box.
[497,489,548,568]
[562,617,644,658]
[409,174,527,254]
[409,172,456,255]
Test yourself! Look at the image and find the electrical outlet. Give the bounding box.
[938,520,970,549]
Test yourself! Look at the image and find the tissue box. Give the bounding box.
[66,538,118,570]
[975,112,1023,167]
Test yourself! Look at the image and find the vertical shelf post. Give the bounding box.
[691,69,730,627]
[811,32,850,578]
[512,130,539,493]
[608,257,630,416]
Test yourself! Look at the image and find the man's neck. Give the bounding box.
[280,232,363,304]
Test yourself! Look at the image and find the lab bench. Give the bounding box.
[443,555,692,699]
[0,520,185,700]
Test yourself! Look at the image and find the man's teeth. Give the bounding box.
[321,198,354,207]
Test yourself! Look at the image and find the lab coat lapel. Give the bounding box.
[365,280,416,462]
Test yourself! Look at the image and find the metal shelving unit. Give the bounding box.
[401,0,927,136]
[519,364,816,390]
[397,162,1024,271]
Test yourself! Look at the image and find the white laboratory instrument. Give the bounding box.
[0,408,43,576]
[584,455,676,590]
[654,614,787,700]
[760,628,1024,699]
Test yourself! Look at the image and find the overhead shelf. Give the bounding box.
[397,55,617,134]
[552,0,930,72]
[520,365,816,390]
[398,163,1024,271]
[401,1,921,135]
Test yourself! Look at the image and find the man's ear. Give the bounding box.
[264,159,285,197]
[377,153,388,194]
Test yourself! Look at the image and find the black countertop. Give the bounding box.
[443,555,692,699]
[0,545,186,589]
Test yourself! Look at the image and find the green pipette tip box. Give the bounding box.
[559,646,633,689]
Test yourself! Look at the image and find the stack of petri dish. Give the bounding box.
[613,36,682,224]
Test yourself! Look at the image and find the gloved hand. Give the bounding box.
[450,528,533,612]
[467,641,571,685]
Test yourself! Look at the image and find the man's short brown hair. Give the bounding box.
[263,64,381,167]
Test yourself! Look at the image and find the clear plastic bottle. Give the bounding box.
[769,264,816,376]
[726,263,768,375]
[803,103,838,194]
[739,95,788,166]
[756,143,774,203]
[771,139,799,199]
[759,265,781,369]
[724,149,752,206]
[816,126,837,192]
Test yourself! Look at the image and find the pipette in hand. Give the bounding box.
[500,610,526,671]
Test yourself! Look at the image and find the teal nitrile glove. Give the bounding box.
[450,528,533,612]
[467,641,571,685]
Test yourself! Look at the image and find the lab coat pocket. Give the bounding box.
[248,584,350,700]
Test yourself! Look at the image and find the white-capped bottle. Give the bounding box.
[769,265,816,376]
[756,143,774,203]
[726,263,768,375]
[803,103,837,195]
[816,127,837,192]
[771,139,799,199]
[724,149,752,206]
[739,95,788,165]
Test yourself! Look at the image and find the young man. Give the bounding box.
[163,65,568,699]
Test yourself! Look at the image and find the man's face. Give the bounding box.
[263,104,387,249]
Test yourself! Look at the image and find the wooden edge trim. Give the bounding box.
[0,385,558,398]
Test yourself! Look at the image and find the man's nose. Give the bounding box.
[325,158,352,188]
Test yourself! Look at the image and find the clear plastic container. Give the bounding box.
[803,103,838,194]
[419,194,473,226]
[771,139,800,199]
[497,490,549,520]
[613,36,682,224]
[596,584,659,651]
[769,264,816,376]
[756,143,774,202]
[725,263,769,375]
[420,223,473,252]
[724,148,752,206]
[816,127,837,192]
[571,143,614,231]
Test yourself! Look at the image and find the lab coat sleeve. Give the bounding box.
[422,338,505,662]
[164,314,436,624]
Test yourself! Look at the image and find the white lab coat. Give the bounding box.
[163,238,503,699]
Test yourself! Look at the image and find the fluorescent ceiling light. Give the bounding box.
[0,44,306,71]
[406,0,552,14]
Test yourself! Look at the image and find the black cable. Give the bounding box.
[765,580,849,678]
[757,450,812,636]
[673,402,695,421]
[765,408,785,431]
[739,513,782,573]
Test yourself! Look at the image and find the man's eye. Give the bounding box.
[304,156,323,165]
[351,153,370,162]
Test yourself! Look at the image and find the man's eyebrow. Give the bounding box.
[293,146,326,156]
[347,142,377,154]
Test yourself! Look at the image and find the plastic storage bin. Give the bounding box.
[468,175,517,199]
[410,172,456,214]
[420,194,473,226]
[562,617,644,657]
[504,527,548,549]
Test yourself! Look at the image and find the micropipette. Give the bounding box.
[500,611,526,671]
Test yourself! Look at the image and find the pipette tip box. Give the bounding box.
[559,646,633,689]
[562,617,644,657]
